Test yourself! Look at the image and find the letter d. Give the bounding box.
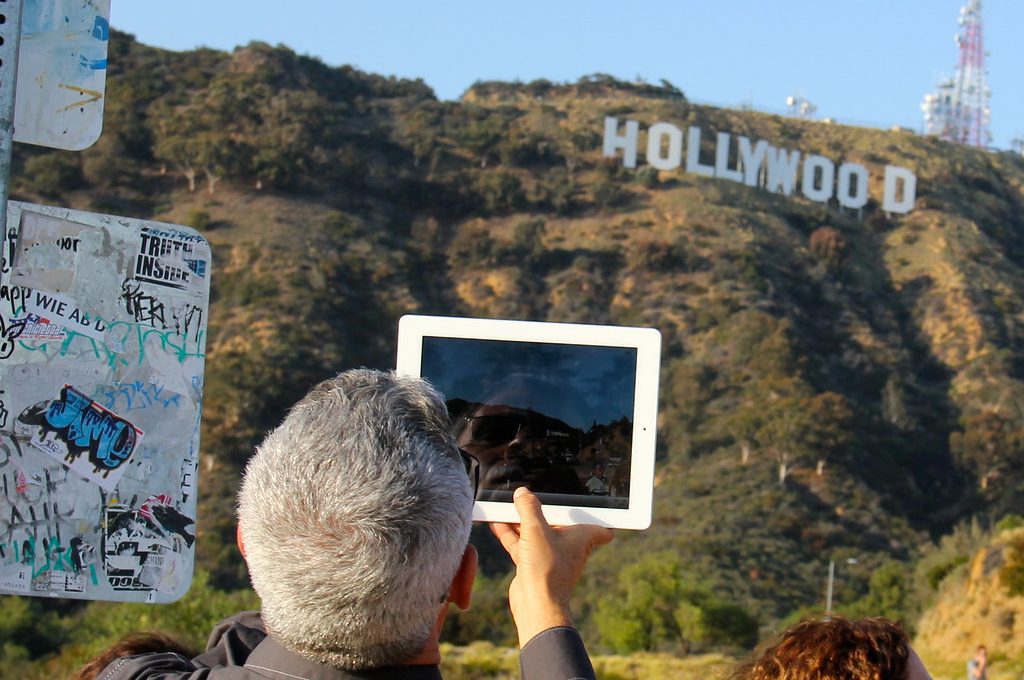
[882,166,917,214]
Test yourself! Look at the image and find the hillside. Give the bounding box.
[3,29,1024,669]
[914,519,1024,679]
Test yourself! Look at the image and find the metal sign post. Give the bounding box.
[0,0,26,236]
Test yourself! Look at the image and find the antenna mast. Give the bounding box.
[921,0,991,147]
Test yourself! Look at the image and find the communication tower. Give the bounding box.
[786,94,817,119]
[921,0,991,147]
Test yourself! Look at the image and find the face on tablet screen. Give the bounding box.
[421,336,637,509]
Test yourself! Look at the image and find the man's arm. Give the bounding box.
[491,487,613,680]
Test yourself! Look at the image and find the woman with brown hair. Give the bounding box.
[74,631,198,680]
[732,615,933,680]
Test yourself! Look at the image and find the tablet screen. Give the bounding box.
[421,336,637,509]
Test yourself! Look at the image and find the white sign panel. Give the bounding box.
[13,0,111,150]
[0,202,210,602]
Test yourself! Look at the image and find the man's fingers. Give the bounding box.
[556,524,614,556]
[512,486,550,535]
[490,522,521,559]
[583,525,614,548]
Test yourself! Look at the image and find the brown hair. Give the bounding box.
[732,615,910,680]
[74,631,198,680]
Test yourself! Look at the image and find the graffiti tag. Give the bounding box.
[0,313,27,360]
[17,317,205,368]
[121,278,205,341]
[39,386,142,474]
[98,381,181,412]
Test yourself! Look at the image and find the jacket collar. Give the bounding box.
[243,636,443,680]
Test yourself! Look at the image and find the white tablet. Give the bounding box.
[396,315,661,530]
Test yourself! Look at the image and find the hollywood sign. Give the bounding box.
[602,117,918,214]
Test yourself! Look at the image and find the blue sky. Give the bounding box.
[111,1,1023,149]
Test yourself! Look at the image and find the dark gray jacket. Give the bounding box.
[97,611,596,680]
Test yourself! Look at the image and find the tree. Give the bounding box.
[152,104,203,192]
[594,554,757,654]
[20,153,85,197]
[474,171,524,214]
[249,89,329,189]
[725,380,852,485]
[455,106,513,168]
[846,561,910,623]
[881,373,917,430]
[397,102,443,170]
[950,410,1024,496]
[1000,534,1024,597]
[809,226,847,269]
[512,219,546,265]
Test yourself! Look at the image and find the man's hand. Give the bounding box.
[490,487,614,647]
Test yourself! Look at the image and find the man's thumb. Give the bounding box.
[512,487,548,534]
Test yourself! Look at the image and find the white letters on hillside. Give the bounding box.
[715,133,744,184]
[802,155,835,204]
[882,166,917,214]
[603,117,640,168]
[837,163,869,209]
[686,126,715,177]
[646,122,682,170]
[602,117,918,214]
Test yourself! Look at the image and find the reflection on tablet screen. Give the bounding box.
[422,337,637,509]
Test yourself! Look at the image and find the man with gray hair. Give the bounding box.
[98,368,612,679]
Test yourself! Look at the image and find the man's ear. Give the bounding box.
[236,524,247,559]
[449,544,477,610]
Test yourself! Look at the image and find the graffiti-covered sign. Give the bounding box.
[0,202,210,602]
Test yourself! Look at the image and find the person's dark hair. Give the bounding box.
[74,631,198,680]
[732,615,910,680]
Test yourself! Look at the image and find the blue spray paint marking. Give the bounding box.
[79,56,107,70]
[91,16,109,41]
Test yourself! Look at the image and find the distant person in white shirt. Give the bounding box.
[585,463,609,495]
[967,645,987,680]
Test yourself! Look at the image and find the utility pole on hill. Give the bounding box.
[825,557,858,618]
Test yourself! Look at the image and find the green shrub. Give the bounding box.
[22,153,86,196]
[475,171,525,214]
[925,555,968,591]
[592,179,631,209]
[996,514,1024,532]
[594,553,757,654]
[323,211,362,239]
[1000,534,1024,597]
[186,208,211,230]
[634,166,660,188]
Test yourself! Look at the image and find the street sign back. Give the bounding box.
[13,0,111,151]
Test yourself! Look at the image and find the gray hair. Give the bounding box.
[237,369,473,669]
